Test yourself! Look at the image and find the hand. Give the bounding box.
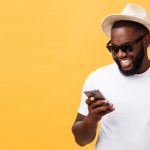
[86,97,115,122]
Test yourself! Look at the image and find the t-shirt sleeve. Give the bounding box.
[78,73,94,116]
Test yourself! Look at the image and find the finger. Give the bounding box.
[90,100,109,109]
[86,97,95,105]
[93,105,111,115]
[100,107,115,116]
[107,103,114,110]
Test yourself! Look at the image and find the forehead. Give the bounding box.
[111,27,138,45]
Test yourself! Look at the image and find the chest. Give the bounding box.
[95,77,150,117]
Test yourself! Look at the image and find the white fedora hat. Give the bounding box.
[102,3,150,38]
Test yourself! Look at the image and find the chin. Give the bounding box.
[119,67,136,76]
[120,63,133,71]
[116,61,139,76]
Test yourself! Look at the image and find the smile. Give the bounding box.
[119,58,133,68]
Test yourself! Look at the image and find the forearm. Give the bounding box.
[72,115,98,146]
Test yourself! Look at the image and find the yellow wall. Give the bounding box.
[0,0,149,150]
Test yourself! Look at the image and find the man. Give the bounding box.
[72,3,150,150]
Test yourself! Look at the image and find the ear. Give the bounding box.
[143,34,150,48]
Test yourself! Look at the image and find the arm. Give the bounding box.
[72,98,115,146]
[72,113,98,146]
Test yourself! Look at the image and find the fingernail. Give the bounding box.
[90,97,95,101]
[109,103,113,106]
[109,105,114,110]
[111,107,115,110]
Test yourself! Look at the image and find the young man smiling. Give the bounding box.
[72,3,150,150]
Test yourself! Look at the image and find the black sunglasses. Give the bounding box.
[106,34,146,55]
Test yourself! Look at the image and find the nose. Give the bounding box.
[116,49,127,58]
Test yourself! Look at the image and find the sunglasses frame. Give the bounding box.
[106,34,147,55]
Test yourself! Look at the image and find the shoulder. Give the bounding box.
[82,63,118,90]
[87,63,117,80]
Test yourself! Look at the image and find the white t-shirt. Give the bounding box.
[78,63,150,150]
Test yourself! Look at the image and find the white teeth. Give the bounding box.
[121,59,130,64]
[120,58,132,67]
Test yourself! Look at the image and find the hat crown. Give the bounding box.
[121,3,150,21]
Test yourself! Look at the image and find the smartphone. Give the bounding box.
[84,89,105,100]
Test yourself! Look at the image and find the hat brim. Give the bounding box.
[102,14,150,47]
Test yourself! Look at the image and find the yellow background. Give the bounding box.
[0,0,150,150]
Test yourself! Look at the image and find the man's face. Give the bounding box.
[111,27,146,76]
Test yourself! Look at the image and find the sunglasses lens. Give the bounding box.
[106,44,133,54]
[106,45,118,54]
[121,44,133,52]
